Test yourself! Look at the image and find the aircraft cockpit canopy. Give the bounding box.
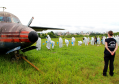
[0,12,21,24]
[0,16,11,22]
[12,17,21,23]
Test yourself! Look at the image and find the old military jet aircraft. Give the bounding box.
[0,7,65,71]
[0,7,64,54]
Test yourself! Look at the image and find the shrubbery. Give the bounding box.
[38,31,119,39]
[38,31,58,39]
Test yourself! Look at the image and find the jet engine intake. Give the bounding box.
[28,31,38,42]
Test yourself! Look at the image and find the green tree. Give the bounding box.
[47,31,57,38]
[38,33,40,37]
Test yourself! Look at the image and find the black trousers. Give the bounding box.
[103,54,115,75]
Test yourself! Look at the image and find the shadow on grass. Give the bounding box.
[0,52,36,71]
[0,52,14,61]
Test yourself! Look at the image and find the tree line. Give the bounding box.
[89,32,119,37]
[38,31,119,39]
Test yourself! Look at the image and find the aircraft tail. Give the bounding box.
[27,17,34,27]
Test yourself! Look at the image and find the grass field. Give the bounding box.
[0,37,119,84]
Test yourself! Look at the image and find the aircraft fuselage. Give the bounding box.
[0,12,38,53]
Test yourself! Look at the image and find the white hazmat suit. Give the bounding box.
[117,36,119,46]
[97,36,100,44]
[36,37,41,50]
[51,40,55,49]
[114,36,119,46]
[87,37,90,44]
[71,37,75,46]
[83,37,88,45]
[65,39,69,47]
[78,41,82,46]
[59,37,63,48]
[102,36,106,45]
[46,35,51,49]
[91,37,94,45]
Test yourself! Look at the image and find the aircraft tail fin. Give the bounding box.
[27,17,34,27]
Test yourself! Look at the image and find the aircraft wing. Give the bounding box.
[29,26,64,31]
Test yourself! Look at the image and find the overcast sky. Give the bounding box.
[1,0,119,33]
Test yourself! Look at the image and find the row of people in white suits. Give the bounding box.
[36,36,77,50]
[36,36,100,50]
[36,35,119,50]
[36,35,55,50]
[36,36,105,50]
[84,36,101,45]
[65,37,76,47]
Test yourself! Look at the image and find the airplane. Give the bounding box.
[0,7,64,55]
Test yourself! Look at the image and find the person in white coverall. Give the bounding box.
[83,37,88,46]
[51,40,55,49]
[65,39,69,47]
[78,41,82,46]
[46,35,51,50]
[97,36,100,44]
[87,37,90,44]
[36,37,41,50]
[71,37,75,46]
[91,37,94,45]
[59,37,63,48]
[103,36,106,45]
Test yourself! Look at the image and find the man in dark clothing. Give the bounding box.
[94,36,97,44]
[103,31,118,76]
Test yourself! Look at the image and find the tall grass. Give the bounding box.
[0,37,119,84]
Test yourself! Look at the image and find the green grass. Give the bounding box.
[0,37,119,84]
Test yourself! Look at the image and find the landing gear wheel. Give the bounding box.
[11,57,15,62]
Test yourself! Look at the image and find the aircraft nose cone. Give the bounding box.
[28,31,38,42]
